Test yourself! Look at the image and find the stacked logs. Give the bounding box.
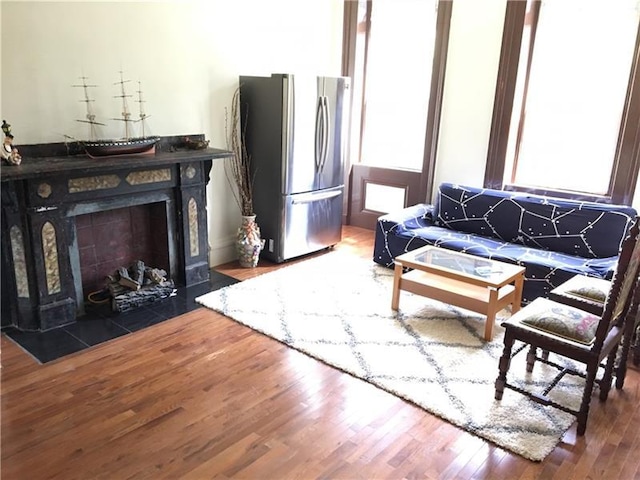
[107,260,176,312]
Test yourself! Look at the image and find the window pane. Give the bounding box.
[510,0,638,195]
[364,183,406,213]
[360,0,437,170]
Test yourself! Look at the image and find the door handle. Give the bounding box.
[315,97,324,171]
[291,189,342,204]
[321,96,330,171]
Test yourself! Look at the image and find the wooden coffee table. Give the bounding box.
[391,246,526,341]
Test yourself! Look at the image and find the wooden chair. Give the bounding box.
[548,248,640,388]
[494,217,640,435]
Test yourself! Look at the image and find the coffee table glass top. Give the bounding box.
[399,246,524,284]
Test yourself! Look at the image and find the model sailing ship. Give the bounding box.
[74,72,160,157]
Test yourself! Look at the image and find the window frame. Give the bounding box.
[484,0,640,205]
[341,0,452,228]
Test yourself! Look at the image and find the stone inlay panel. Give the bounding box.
[188,197,199,257]
[42,222,61,294]
[10,226,29,298]
[185,165,196,179]
[126,169,171,185]
[68,175,121,193]
[37,182,52,198]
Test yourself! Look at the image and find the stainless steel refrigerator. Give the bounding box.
[239,73,350,263]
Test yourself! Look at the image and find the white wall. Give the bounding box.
[1,0,344,266]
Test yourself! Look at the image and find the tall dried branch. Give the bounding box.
[225,86,254,216]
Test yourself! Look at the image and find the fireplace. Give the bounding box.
[0,136,231,331]
[76,203,170,298]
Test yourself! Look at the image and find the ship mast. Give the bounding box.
[136,81,149,138]
[113,71,133,140]
[73,76,105,141]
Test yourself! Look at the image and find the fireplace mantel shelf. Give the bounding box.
[0,147,231,182]
[1,135,232,332]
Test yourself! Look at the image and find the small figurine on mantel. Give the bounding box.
[1,119,22,166]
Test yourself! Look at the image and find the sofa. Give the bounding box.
[373,183,638,304]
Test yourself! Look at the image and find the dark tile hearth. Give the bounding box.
[3,270,239,364]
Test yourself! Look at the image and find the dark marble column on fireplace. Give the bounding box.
[0,135,231,331]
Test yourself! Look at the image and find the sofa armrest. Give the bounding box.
[377,203,435,232]
[374,203,435,267]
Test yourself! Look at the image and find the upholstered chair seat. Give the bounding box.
[549,275,609,316]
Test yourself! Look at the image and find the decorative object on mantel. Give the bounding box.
[1,120,22,165]
[225,86,264,267]
[183,136,210,150]
[70,72,160,158]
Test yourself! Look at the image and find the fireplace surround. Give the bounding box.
[0,135,231,331]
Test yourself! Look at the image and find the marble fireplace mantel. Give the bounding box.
[0,135,231,331]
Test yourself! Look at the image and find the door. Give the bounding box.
[320,76,350,191]
[342,0,452,229]
[284,75,349,195]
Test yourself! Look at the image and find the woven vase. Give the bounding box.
[236,215,264,268]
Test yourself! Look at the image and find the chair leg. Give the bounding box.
[577,364,599,436]
[601,348,617,400]
[495,331,515,400]
[616,310,639,389]
[634,323,640,365]
[526,345,537,372]
[615,342,629,390]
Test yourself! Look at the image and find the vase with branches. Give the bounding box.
[225,86,264,267]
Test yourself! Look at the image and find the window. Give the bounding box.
[358,0,437,171]
[342,0,451,227]
[485,0,640,204]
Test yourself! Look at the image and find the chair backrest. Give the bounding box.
[594,216,640,348]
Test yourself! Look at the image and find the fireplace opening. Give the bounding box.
[76,203,171,312]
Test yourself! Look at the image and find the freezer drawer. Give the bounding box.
[266,187,343,263]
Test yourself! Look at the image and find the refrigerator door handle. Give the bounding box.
[315,96,324,171]
[321,96,330,171]
[291,189,342,204]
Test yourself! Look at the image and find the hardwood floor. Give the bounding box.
[2,225,640,479]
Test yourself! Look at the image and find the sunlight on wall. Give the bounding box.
[1,0,344,266]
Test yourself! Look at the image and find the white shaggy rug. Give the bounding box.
[197,252,585,462]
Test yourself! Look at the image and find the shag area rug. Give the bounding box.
[197,253,584,462]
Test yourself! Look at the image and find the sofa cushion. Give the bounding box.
[435,183,636,258]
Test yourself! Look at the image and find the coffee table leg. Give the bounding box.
[391,262,402,310]
[485,287,499,341]
[512,273,524,313]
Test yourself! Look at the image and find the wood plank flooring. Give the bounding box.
[2,225,640,479]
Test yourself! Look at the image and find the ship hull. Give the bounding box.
[84,137,160,158]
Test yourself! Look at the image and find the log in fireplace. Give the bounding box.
[0,135,231,331]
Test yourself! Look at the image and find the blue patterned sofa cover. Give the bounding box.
[373,183,638,304]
